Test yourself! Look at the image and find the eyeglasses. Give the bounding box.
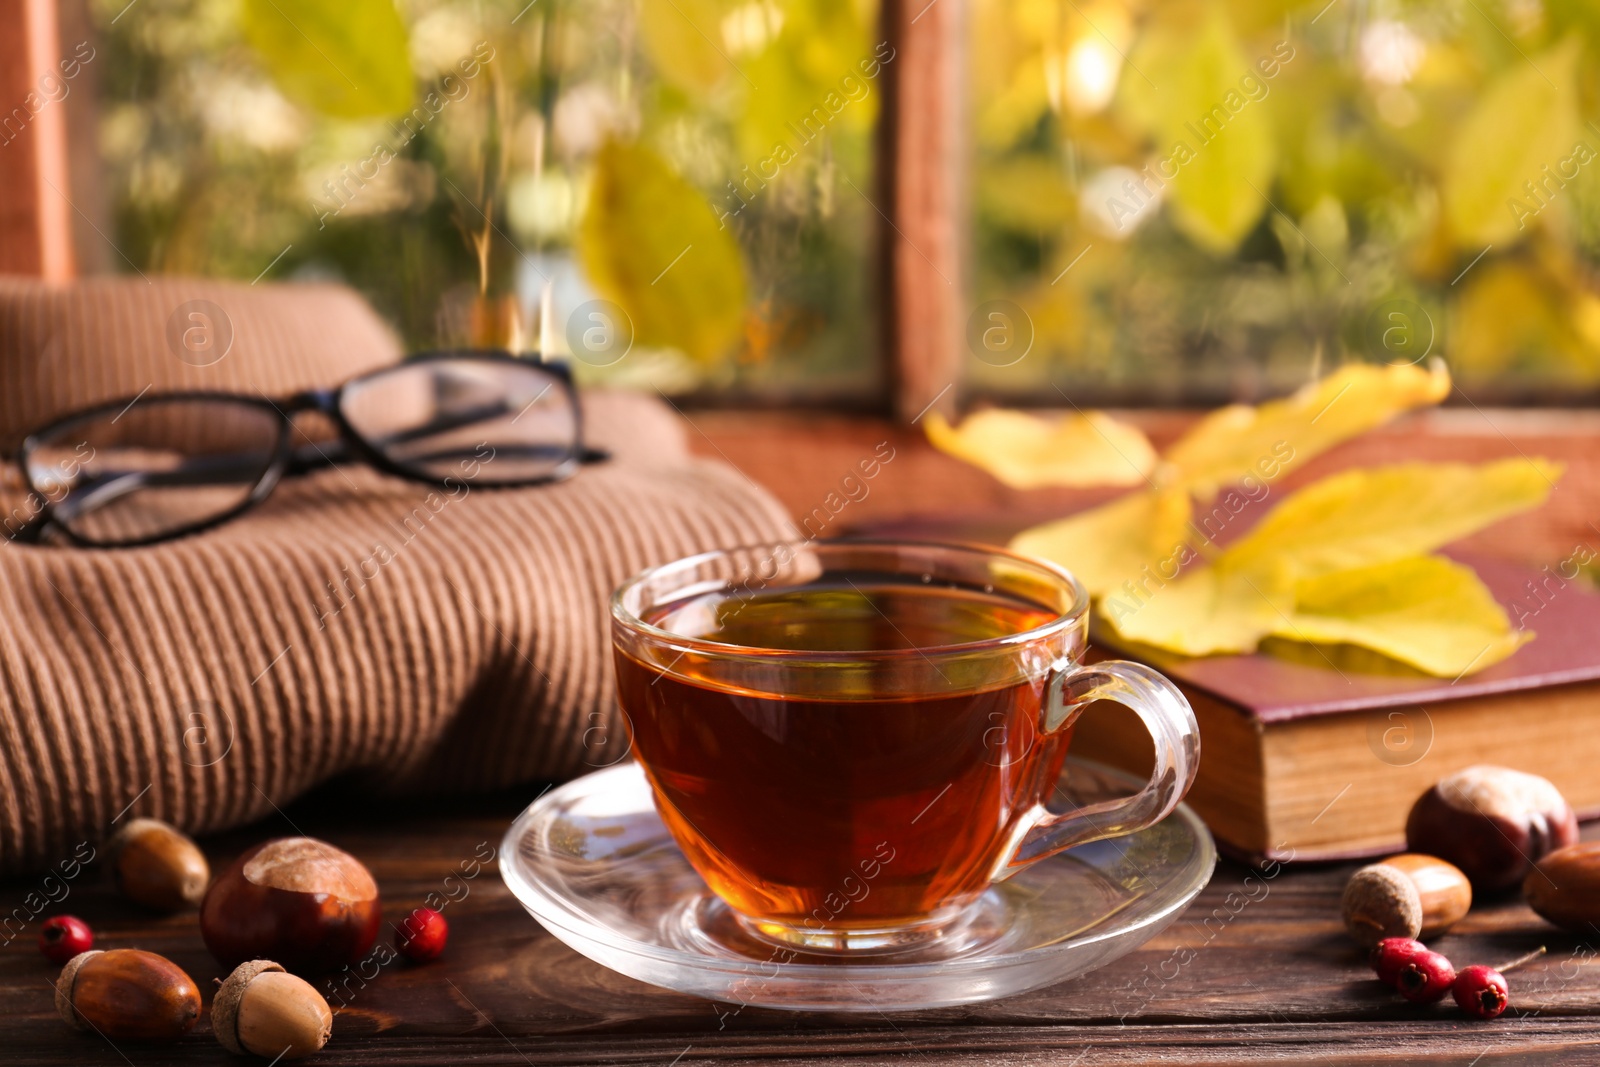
[8,351,609,548]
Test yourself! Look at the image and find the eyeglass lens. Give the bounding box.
[25,398,283,544]
[339,358,578,484]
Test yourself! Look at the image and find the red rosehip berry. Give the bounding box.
[1453,964,1510,1019]
[1396,948,1456,1003]
[1371,937,1429,987]
[395,907,447,963]
[38,915,93,964]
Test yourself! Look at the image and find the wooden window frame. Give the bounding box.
[7,0,1596,558]
[0,0,76,279]
[878,0,966,424]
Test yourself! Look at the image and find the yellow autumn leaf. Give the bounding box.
[975,52,1049,151]
[1118,10,1276,254]
[639,0,733,95]
[736,0,877,166]
[1102,561,1293,657]
[1010,487,1192,597]
[1221,458,1561,581]
[1453,258,1600,382]
[1444,37,1582,246]
[1098,460,1558,672]
[1164,361,1451,497]
[924,409,1157,489]
[240,0,412,119]
[577,140,747,364]
[1283,556,1530,677]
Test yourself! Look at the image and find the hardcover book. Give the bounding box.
[1075,553,1600,862]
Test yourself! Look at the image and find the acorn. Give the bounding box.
[1373,853,1472,938]
[1406,766,1577,892]
[56,949,201,1042]
[1524,841,1600,932]
[1341,863,1422,947]
[107,818,210,911]
[201,837,380,973]
[214,960,333,1060]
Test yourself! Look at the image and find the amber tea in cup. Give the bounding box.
[611,542,1199,952]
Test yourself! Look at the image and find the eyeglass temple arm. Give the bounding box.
[22,428,614,535]
[40,438,607,512]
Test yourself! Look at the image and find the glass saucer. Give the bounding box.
[500,758,1216,1011]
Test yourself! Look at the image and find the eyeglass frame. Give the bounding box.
[9,350,610,549]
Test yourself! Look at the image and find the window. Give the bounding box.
[88,0,885,400]
[969,0,1600,405]
[14,0,1600,411]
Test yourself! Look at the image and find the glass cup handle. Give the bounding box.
[1006,659,1201,873]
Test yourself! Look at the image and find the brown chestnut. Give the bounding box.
[1377,853,1472,938]
[1405,765,1578,892]
[1524,841,1600,932]
[108,817,210,911]
[214,960,334,1060]
[201,837,380,973]
[55,949,201,1042]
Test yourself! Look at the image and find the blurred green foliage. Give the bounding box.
[971,0,1600,402]
[93,0,881,397]
[93,0,1600,402]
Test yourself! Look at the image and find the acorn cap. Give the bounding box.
[54,950,102,1030]
[213,959,285,1055]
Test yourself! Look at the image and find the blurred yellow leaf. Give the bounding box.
[1093,458,1559,672]
[975,54,1050,150]
[1453,257,1600,381]
[1010,487,1192,596]
[1452,260,1566,376]
[777,0,871,81]
[925,408,1157,489]
[1220,458,1562,580]
[1283,556,1530,676]
[241,0,412,118]
[972,0,1055,149]
[1222,0,1304,34]
[1119,10,1275,253]
[577,140,747,363]
[736,0,876,165]
[639,0,733,95]
[1103,562,1292,656]
[1164,361,1452,497]
[1444,37,1582,246]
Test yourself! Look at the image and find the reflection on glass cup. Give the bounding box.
[611,541,1200,953]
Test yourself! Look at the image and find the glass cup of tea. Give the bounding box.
[610,540,1199,953]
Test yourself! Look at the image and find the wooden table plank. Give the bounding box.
[4,789,1600,1064]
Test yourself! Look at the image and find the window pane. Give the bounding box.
[969,1,1600,403]
[92,0,883,399]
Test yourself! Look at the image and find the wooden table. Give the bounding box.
[5,788,1598,1066]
